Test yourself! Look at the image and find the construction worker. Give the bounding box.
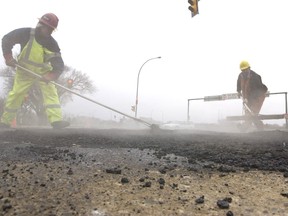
[237,60,268,129]
[0,13,70,129]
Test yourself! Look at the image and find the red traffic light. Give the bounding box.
[67,79,74,88]
[131,105,135,112]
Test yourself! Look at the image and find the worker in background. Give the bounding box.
[237,60,268,129]
[0,13,70,129]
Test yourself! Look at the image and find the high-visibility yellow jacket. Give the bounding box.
[2,27,64,76]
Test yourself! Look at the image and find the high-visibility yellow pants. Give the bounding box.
[1,70,62,126]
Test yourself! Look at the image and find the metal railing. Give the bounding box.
[187,92,288,128]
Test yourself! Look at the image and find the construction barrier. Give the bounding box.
[187,92,288,128]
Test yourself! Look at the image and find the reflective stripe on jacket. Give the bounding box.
[18,29,54,75]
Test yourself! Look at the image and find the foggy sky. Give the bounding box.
[1,0,288,126]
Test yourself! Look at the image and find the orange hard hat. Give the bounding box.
[38,13,59,30]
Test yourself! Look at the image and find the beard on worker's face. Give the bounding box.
[36,23,53,36]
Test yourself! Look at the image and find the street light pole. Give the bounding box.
[135,56,161,118]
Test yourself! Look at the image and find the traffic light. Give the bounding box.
[131,105,135,112]
[188,0,199,17]
[67,78,74,88]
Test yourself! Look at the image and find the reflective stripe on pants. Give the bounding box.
[1,70,62,125]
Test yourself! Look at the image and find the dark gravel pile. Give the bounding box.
[1,128,288,172]
[0,128,287,215]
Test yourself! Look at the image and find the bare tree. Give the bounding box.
[0,65,97,125]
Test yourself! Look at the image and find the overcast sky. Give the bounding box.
[1,0,288,124]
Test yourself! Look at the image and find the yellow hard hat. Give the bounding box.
[240,60,250,70]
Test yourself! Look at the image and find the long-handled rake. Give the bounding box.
[15,64,160,131]
[242,99,264,130]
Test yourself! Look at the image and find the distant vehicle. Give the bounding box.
[161,122,195,130]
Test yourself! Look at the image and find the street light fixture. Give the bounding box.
[135,56,161,118]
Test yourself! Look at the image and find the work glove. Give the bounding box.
[41,72,59,83]
[3,53,17,68]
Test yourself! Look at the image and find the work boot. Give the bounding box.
[237,121,252,132]
[237,123,248,132]
[254,120,264,131]
[0,122,11,129]
[51,121,70,129]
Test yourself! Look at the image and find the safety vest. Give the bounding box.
[17,28,59,75]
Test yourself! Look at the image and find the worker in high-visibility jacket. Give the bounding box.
[0,13,69,129]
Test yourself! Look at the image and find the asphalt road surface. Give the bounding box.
[0,127,288,215]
